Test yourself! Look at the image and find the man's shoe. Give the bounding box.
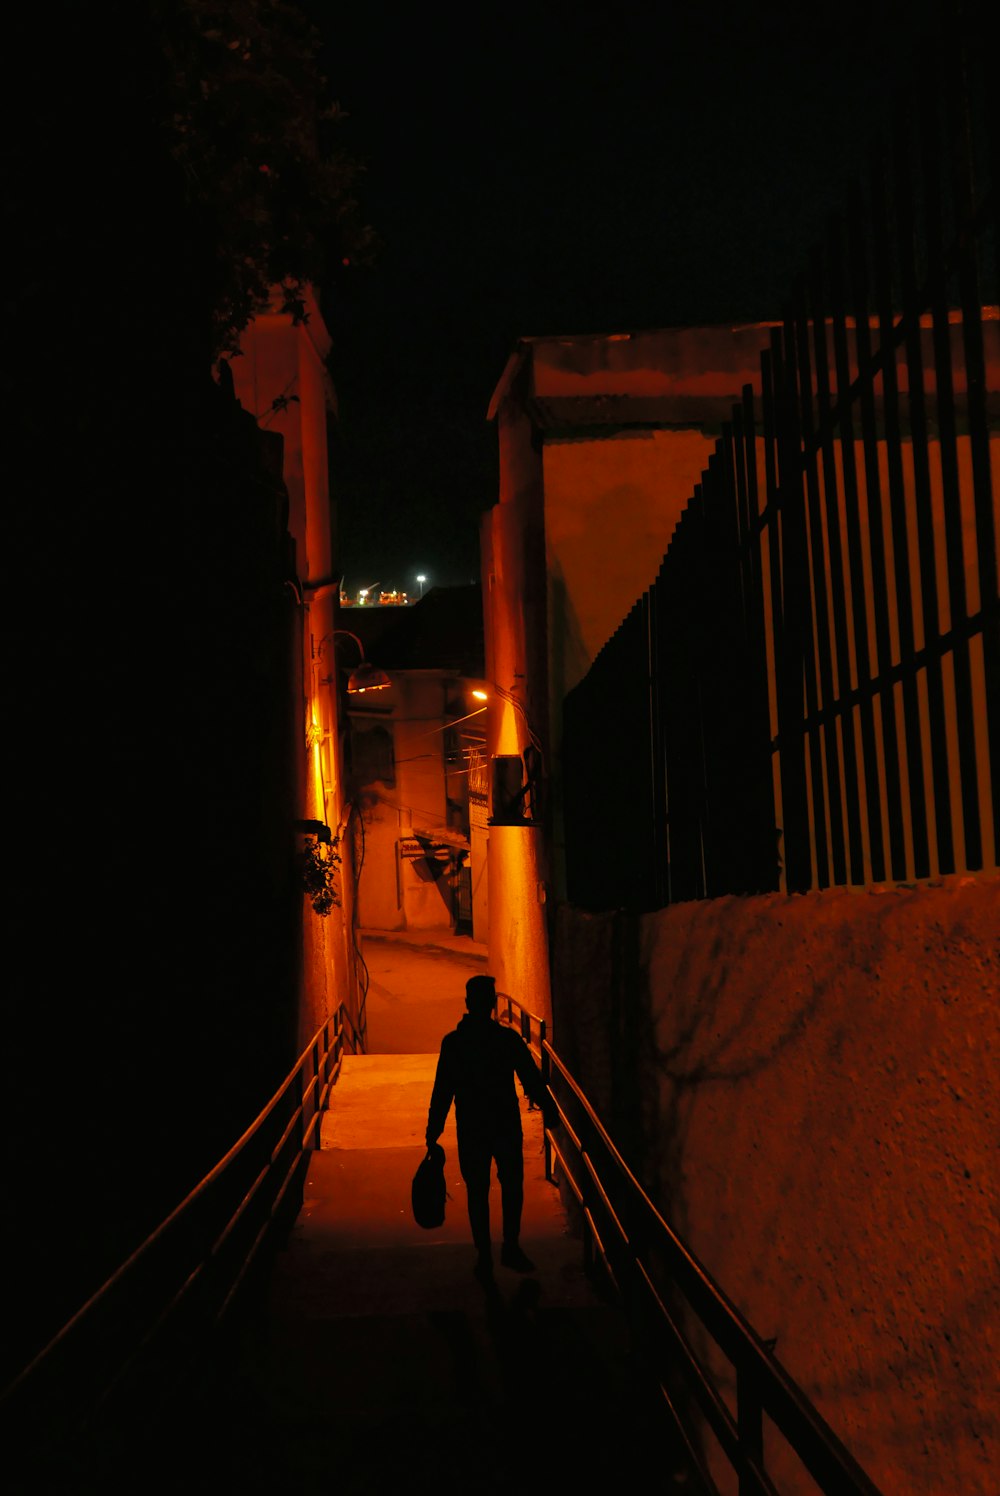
[500,1243,536,1273]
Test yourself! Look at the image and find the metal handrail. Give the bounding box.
[4,987,883,1492]
[495,990,551,1171]
[542,1039,883,1495]
[0,1002,357,1460]
[495,989,545,1065]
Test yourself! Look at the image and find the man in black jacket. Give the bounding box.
[426,973,546,1282]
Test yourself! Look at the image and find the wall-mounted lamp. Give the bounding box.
[347,660,391,694]
[318,630,391,694]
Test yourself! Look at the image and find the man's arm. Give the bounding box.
[510,1031,559,1129]
[426,1038,455,1146]
[511,1033,546,1109]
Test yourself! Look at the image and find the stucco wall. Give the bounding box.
[552,874,999,1494]
[228,291,357,1058]
[227,286,334,587]
[543,427,718,701]
[487,823,553,1024]
[353,675,457,932]
[481,420,554,1022]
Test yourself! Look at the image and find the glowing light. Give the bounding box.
[497,698,520,755]
[472,689,488,701]
[319,629,391,693]
[347,661,391,694]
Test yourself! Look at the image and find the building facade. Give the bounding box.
[225,286,363,1051]
[340,586,488,943]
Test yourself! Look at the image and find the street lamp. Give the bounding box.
[416,574,427,599]
[318,630,391,694]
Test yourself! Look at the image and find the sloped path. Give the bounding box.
[358,926,489,1054]
[193,931,684,1494]
[248,1056,659,1493]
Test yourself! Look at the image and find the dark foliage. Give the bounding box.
[3,0,369,1383]
[152,0,376,353]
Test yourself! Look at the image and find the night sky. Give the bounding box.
[308,0,947,599]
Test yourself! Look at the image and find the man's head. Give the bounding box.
[465,974,497,1019]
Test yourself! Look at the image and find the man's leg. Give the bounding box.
[458,1134,493,1274]
[496,1132,534,1271]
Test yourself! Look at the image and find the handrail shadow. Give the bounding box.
[499,989,882,1495]
[5,990,883,1493]
[0,1004,357,1471]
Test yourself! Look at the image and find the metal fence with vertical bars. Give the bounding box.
[563,7,997,909]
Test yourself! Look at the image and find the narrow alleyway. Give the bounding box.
[358,926,490,1053]
[182,927,686,1495]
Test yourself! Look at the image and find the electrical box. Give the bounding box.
[490,754,527,825]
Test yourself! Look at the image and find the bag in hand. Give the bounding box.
[411,1142,447,1229]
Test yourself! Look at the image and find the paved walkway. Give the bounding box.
[358,925,488,1054]
[192,928,683,1494]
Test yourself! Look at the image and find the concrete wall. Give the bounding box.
[353,674,458,932]
[543,427,718,701]
[481,401,554,1023]
[227,291,361,1054]
[552,874,999,1495]
[483,323,785,1019]
[226,285,336,587]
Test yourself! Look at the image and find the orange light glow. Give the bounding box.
[496,697,520,756]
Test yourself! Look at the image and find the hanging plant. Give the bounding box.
[299,833,342,916]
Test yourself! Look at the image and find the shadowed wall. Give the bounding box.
[552,874,999,1494]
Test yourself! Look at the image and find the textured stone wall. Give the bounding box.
[552,874,998,1493]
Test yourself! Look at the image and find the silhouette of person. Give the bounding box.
[426,973,546,1282]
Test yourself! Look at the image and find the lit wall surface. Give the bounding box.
[351,673,477,933]
[554,874,999,1495]
[543,427,717,697]
[227,287,358,1051]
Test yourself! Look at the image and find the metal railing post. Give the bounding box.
[312,1034,321,1144]
[299,1063,308,1158]
[540,1022,552,1180]
[526,1009,538,1109]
